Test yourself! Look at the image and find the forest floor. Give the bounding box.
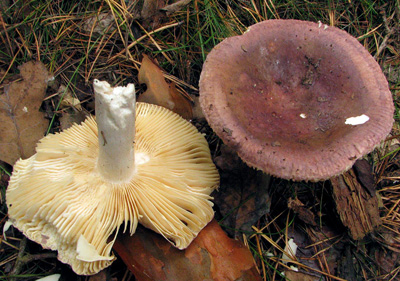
[0,1,400,280]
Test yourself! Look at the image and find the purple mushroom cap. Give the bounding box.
[199,19,394,181]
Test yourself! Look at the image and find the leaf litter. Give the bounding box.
[0,61,52,165]
[57,85,88,130]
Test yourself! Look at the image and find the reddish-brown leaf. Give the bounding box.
[114,219,262,281]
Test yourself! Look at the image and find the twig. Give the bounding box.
[9,236,27,281]
[8,237,57,280]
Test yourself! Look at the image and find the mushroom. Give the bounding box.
[199,19,394,182]
[6,80,219,275]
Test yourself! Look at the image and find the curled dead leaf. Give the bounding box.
[59,85,82,111]
[138,54,193,120]
[288,197,317,226]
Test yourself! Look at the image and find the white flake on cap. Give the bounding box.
[345,114,369,125]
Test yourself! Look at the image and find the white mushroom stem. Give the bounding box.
[93,79,136,183]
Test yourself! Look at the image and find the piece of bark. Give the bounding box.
[352,159,376,197]
[330,168,381,240]
[113,219,261,281]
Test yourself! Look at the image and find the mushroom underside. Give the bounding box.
[7,102,219,275]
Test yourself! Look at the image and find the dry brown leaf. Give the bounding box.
[82,0,189,34]
[114,219,262,281]
[57,85,88,130]
[288,197,317,226]
[138,54,192,119]
[141,0,166,20]
[58,85,82,111]
[284,270,321,281]
[214,147,271,237]
[131,0,190,29]
[139,0,166,29]
[59,111,88,131]
[161,0,191,15]
[0,61,51,165]
[82,13,115,34]
[305,225,344,277]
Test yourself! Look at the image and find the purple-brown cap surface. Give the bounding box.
[199,19,394,181]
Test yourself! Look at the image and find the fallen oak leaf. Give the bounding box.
[138,54,193,120]
[0,61,52,165]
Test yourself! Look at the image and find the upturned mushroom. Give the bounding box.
[199,19,394,182]
[6,80,219,275]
